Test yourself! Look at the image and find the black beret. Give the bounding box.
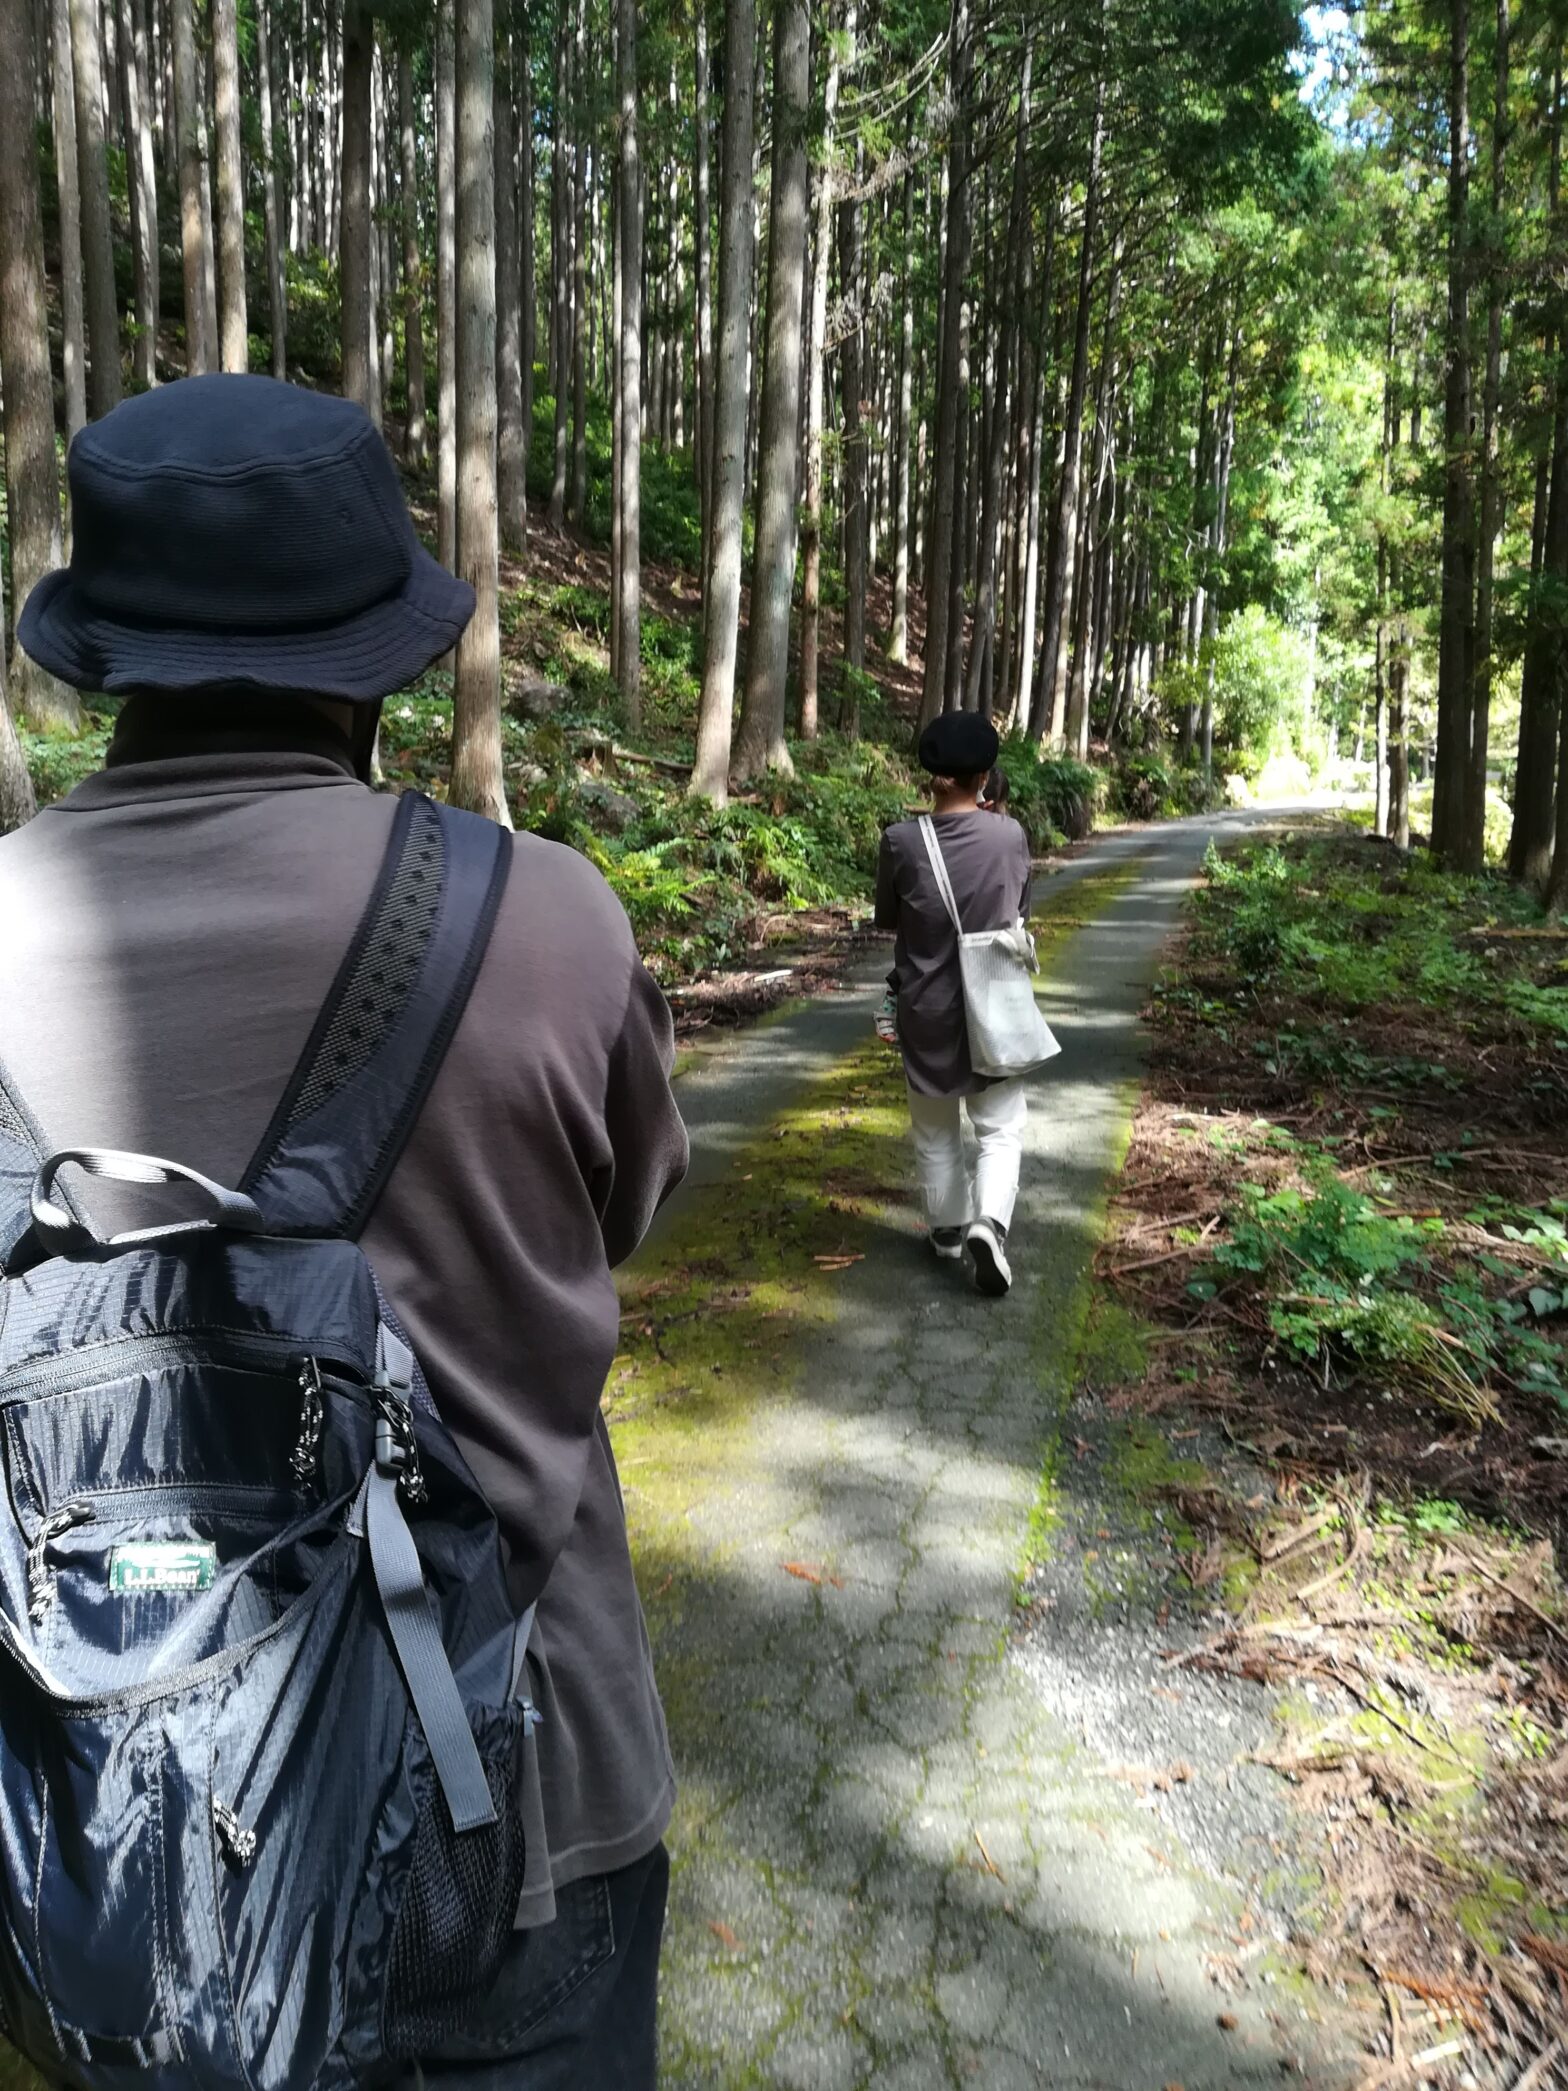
[917,711,1000,776]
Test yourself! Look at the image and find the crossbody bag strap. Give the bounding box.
[917,815,965,937]
[240,791,512,1238]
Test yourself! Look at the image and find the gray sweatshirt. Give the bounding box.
[0,714,689,1920]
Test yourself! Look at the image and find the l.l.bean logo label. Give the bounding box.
[109,1542,218,1595]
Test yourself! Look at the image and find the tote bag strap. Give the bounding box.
[917,815,965,937]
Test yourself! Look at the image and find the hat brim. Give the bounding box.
[16,545,476,702]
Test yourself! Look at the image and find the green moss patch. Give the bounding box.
[610,1038,910,1574]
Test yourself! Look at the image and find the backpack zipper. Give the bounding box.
[0,1331,366,1407]
[291,1357,326,1481]
[27,1501,94,1622]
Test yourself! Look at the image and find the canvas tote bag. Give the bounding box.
[918,815,1062,1079]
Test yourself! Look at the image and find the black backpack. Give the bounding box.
[0,792,534,2088]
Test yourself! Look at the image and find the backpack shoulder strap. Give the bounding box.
[0,1062,66,1265]
[240,791,511,1238]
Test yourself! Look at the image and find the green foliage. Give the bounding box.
[527,377,702,570]
[1207,1167,1502,1423]
[1196,837,1568,1044]
[994,739,1103,847]
[1112,754,1177,822]
[19,711,115,805]
[281,251,340,381]
[383,653,914,976]
[1156,609,1313,779]
[1180,836,1568,1421]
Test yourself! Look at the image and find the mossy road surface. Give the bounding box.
[616,814,1357,2091]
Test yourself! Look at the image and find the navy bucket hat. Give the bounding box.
[18,376,474,701]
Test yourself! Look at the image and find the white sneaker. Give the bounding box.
[929,1227,965,1261]
[965,1219,1012,1297]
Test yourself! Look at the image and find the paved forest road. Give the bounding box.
[627,813,1356,2091]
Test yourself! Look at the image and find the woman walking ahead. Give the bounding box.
[876,714,1036,1298]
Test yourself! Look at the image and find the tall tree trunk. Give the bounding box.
[212,0,247,369]
[569,0,589,523]
[889,160,915,665]
[943,297,970,711]
[1200,316,1239,782]
[798,0,842,741]
[340,2,374,412]
[437,0,458,573]
[450,0,511,827]
[840,128,867,703]
[965,44,1029,717]
[257,0,285,378]
[0,566,39,832]
[399,41,426,461]
[547,21,569,528]
[610,110,621,681]
[1014,206,1053,736]
[1036,77,1104,745]
[694,0,715,578]
[743,25,765,507]
[375,47,396,427]
[116,0,156,389]
[1510,59,1563,887]
[614,0,642,716]
[690,0,757,802]
[365,44,383,427]
[494,24,526,550]
[518,10,535,457]
[732,0,809,779]
[1550,702,1568,908]
[0,0,76,730]
[1433,0,1474,865]
[197,24,219,350]
[50,0,87,436]
[151,0,167,161]
[916,0,972,733]
[996,266,1029,714]
[1390,365,1412,853]
[1468,0,1508,871]
[69,0,122,412]
[293,24,309,255]
[171,0,209,371]
[668,91,684,454]
[1516,335,1568,888]
[1375,304,1394,840]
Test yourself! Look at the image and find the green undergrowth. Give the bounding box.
[1170,835,1568,1423]
[18,706,115,802]
[1195,833,1568,1041]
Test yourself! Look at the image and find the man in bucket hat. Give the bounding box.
[1,376,688,2086]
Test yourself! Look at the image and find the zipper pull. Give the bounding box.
[27,1501,93,1623]
[291,1357,324,1483]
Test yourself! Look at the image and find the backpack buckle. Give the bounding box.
[375,1393,428,1506]
[373,1322,427,1504]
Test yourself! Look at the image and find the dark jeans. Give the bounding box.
[413,1845,668,2089]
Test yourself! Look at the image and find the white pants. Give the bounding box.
[905,1079,1027,1232]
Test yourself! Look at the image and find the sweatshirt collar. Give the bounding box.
[55,695,366,810]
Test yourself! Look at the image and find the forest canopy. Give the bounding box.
[0,0,1565,912]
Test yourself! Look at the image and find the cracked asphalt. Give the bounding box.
[635,814,1358,2091]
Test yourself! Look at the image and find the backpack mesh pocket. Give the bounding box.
[382,1703,528,2056]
